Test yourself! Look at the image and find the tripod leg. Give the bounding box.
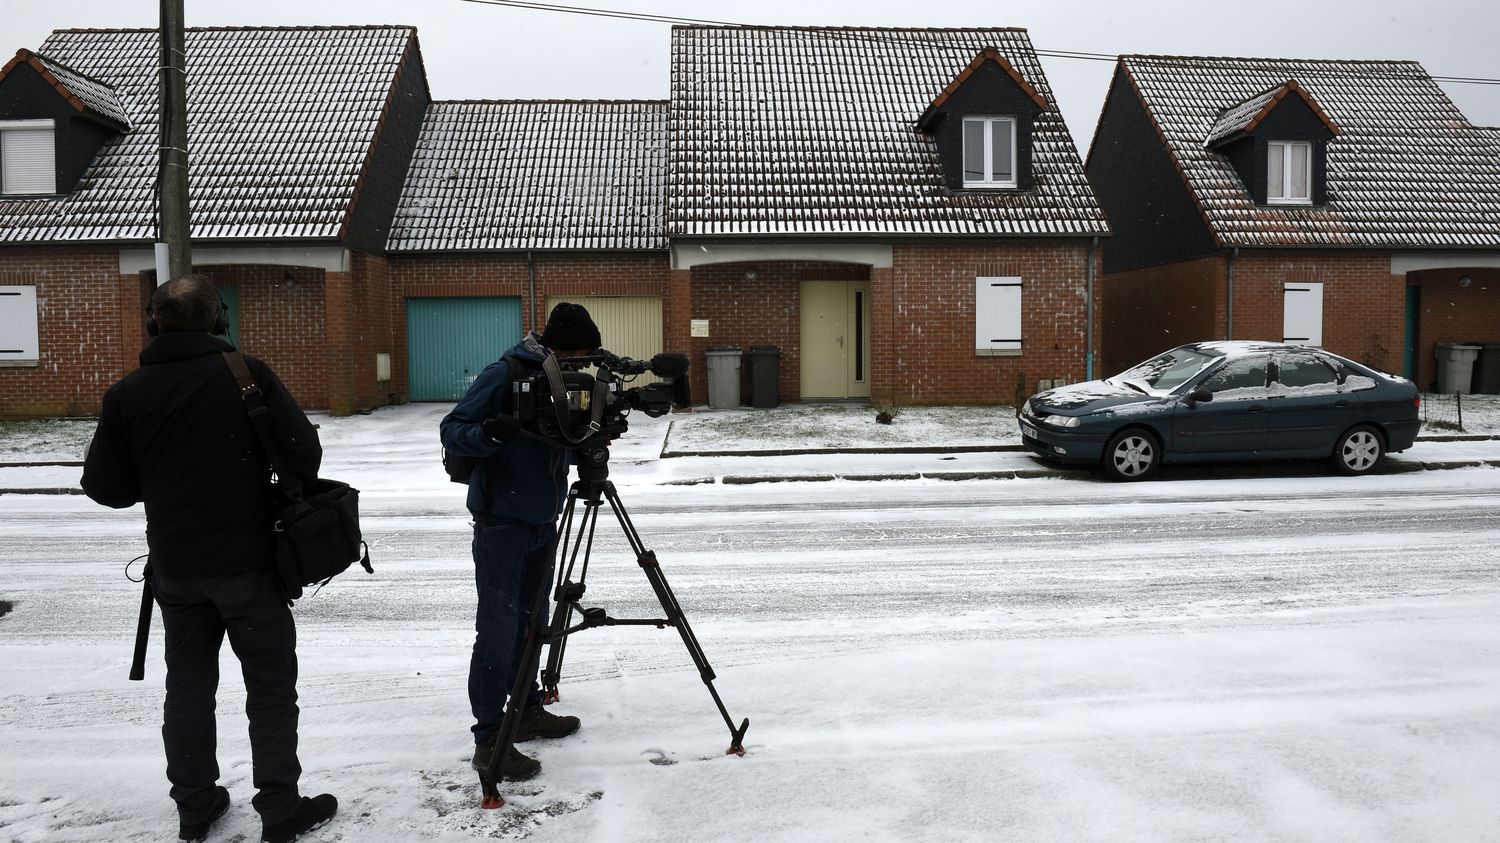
[541,486,602,702]
[604,485,750,755]
[478,582,552,809]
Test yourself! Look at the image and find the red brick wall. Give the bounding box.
[1230,251,1403,373]
[1100,251,1407,378]
[196,265,331,411]
[1099,255,1224,376]
[0,247,140,417]
[883,240,1098,404]
[1407,266,1500,391]
[388,252,670,400]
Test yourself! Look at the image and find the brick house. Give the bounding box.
[0,26,429,417]
[385,99,670,402]
[666,27,1109,405]
[1086,54,1500,389]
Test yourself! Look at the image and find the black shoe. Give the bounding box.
[514,706,581,742]
[261,794,337,843]
[179,786,230,842]
[472,736,541,781]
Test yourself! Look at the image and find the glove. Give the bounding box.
[481,415,519,444]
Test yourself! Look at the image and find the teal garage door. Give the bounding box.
[216,285,240,345]
[406,297,523,401]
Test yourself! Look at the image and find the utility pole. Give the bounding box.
[156,0,191,283]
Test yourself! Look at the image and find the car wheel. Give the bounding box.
[1102,428,1161,481]
[1332,424,1384,476]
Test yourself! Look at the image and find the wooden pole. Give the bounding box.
[157,0,191,282]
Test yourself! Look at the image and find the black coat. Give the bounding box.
[82,333,322,578]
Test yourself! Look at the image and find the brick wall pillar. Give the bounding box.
[870,265,895,402]
[664,267,700,403]
[324,270,356,416]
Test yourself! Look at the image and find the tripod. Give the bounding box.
[478,444,750,809]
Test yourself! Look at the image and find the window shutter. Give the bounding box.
[1,122,57,195]
[0,286,41,364]
[1283,282,1324,347]
[975,276,1022,351]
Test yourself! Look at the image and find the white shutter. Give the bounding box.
[0,286,40,364]
[975,276,1022,352]
[1283,282,1323,347]
[1,121,57,195]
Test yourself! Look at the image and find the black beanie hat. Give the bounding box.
[540,302,601,351]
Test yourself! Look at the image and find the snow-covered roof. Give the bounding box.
[668,26,1108,238]
[1,49,132,130]
[0,26,415,245]
[1119,54,1500,249]
[388,100,667,252]
[1203,80,1336,148]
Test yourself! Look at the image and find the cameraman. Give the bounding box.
[81,276,337,843]
[439,302,600,780]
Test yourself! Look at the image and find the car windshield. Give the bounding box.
[1108,348,1220,395]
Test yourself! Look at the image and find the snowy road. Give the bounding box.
[3,466,1500,841]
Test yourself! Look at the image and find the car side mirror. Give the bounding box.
[1187,389,1213,404]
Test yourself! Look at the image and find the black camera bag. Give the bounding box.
[223,351,372,600]
[443,354,524,485]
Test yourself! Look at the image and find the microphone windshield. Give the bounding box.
[649,352,690,379]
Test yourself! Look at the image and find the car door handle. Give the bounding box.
[1334,400,1350,408]
[1247,406,1266,413]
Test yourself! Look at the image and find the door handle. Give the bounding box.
[1247,405,1266,413]
[1334,400,1350,408]
[837,336,844,348]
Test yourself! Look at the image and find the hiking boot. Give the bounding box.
[472,736,541,781]
[261,793,337,843]
[514,706,581,742]
[178,786,230,842]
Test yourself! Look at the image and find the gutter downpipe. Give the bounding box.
[1225,248,1238,341]
[1086,236,1098,380]
[526,251,537,332]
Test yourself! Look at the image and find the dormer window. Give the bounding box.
[0,119,56,195]
[1268,140,1311,204]
[963,116,1017,188]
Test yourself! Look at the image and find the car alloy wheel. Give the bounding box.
[1333,425,1384,476]
[1103,428,1160,481]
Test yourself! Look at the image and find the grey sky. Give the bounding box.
[3,0,1497,151]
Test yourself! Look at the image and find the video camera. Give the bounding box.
[511,349,691,449]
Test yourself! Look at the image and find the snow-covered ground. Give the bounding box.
[3,402,1499,841]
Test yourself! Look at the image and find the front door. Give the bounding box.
[799,280,870,399]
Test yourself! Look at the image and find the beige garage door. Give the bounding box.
[546,295,664,382]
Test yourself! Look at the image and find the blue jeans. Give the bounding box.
[152,568,301,823]
[469,520,556,743]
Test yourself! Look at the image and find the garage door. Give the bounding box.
[407,297,523,401]
[545,295,663,381]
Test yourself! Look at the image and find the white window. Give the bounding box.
[1,120,57,195]
[975,276,1022,353]
[1268,140,1311,205]
[962,116,1017,188]
[0,286,40,366]
[1283,281,1323,346]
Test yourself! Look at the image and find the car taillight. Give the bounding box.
[1413,396,1421,410]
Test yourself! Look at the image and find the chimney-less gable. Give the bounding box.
[1207,80,1337,206]
[0,49,129,196]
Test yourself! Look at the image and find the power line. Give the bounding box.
[458,0,1500,87]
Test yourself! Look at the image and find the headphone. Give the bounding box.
[146,283,230,337]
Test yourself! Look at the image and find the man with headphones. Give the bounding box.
[82,275,336,843]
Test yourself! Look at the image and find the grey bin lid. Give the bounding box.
[706,345,741,354]
[750,345,781,354]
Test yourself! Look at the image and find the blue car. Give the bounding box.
[1020,341,1422,481]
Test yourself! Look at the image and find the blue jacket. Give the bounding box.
[440,335,571,524]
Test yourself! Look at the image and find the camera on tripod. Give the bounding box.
[511,349,691,449]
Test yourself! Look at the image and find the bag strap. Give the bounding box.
[222,351,307,510]
[540,352,610,445]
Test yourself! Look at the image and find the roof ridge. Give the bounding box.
[672,25,1030,33]
[433,98,668,105]
[1122,53,1425,70]
[14,48,118,92]
[49,24,416,34]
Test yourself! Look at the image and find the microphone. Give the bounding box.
[648,352,690,379]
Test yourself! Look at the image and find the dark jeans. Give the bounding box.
[469,520,556,743]
[153,568,301,823]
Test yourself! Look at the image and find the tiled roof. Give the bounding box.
[1203,80,1339,147]
[388,100,667,252]
[0,26,414,245]
[1119,55,1500,248]
[669,26,1108,238]
[1,49,132,129]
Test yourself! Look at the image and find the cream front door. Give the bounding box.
[799,280,871,399]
